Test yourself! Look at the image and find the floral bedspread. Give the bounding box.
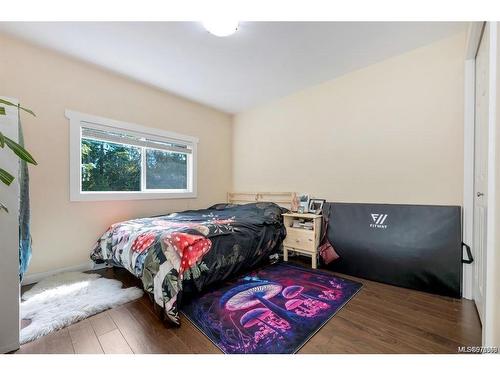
[91,202,286,324]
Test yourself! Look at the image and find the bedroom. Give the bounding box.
[0,0,499,372]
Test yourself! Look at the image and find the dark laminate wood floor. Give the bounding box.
[16,258,482,354]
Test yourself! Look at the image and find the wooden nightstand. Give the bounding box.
[282,212,322,269]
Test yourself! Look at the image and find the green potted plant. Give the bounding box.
[0,98,37,212]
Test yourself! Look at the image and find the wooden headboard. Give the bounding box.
[227,192,296,209]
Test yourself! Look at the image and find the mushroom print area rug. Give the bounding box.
[181,262,362,354]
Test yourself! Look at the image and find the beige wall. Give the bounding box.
[0,34,233,275]
[1,31,468,277]
[233,33,467,206]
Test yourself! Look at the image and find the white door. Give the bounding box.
[473,24,489,324]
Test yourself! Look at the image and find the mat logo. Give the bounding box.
[370,213,388,229]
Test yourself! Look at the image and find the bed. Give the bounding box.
[90,194,294,325]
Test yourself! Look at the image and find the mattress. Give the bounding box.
[325,202,463,298]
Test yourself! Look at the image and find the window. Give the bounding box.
[66,110,198,201]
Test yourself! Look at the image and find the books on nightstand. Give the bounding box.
[291,219,314,230]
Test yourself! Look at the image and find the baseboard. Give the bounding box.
[22,261,109,286]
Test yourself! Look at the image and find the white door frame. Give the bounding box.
[0,97,20,353]
[463,21,497,346]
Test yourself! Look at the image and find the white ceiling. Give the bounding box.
[0,22,467,113]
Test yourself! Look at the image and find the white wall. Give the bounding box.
[0,98,20,353]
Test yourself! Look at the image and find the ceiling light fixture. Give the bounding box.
[202,20,239,37]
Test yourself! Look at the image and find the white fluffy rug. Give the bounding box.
[20,271,143,344]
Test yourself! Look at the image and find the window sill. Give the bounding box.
[70,191,197,202]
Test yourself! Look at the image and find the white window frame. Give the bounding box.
[66,110,198,201]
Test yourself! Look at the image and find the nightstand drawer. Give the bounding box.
[284,228,315,252]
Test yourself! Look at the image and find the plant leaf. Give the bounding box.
[0,99,17,107]
[0,131,4,148]
[3,136,37,165]
[0,99,36,117]
[19,106,36,117]
[0,168,14,186]
[0,107,5,115]
[0,202,8,213]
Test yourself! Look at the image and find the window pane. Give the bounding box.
[81,138,141,191]
[146,149,187,189]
